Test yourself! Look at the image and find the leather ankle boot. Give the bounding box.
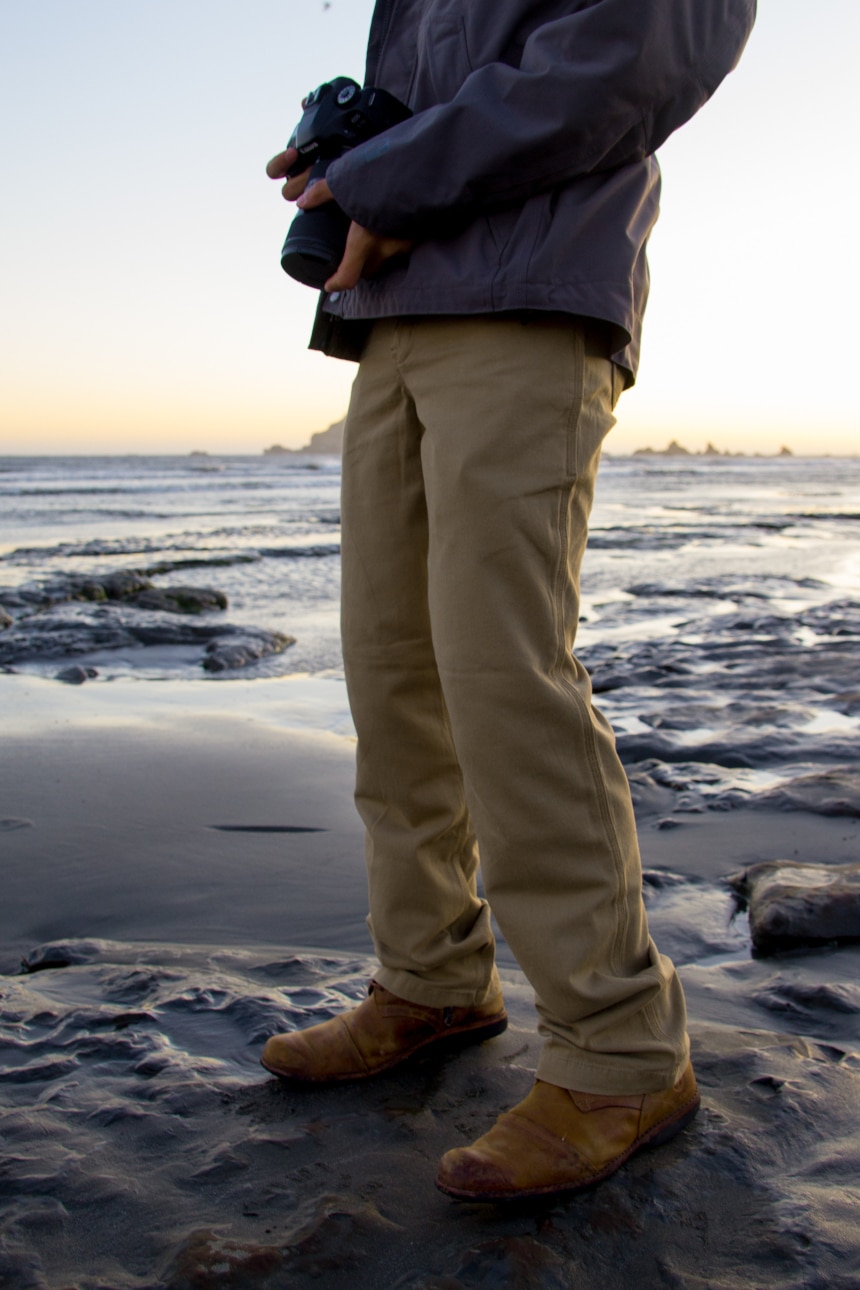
[436,1061,700,1200]
[261,980,508,1082]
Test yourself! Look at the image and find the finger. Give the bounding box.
[324,226,373,292]
[266,148,299,179]
[296,179,334,210]
[281,168,312,201]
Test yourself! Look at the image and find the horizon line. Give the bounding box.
[2,450,859,461]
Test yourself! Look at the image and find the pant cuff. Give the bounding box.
[536,1034,691,1096]
[372,963,503,1010]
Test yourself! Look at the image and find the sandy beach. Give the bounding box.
[2,669,859,1288]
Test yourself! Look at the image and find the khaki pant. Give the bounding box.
[341,316,689,1094]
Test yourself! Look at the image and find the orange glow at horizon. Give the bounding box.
[1,3,858,460]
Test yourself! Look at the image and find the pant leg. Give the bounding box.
[386,315,689,1095]
[341,321,500,1008]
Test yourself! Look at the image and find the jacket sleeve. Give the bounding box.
[326,0,756,239]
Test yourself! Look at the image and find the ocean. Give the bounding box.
[2,450,858,689]
[2,449,859,784]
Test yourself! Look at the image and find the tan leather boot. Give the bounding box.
[260,981,507,1082]
[435,1061,699,1200]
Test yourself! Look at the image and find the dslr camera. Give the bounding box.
[280,77,411,289]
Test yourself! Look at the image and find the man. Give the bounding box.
[263,0,756,1201]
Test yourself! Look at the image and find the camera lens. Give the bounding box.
[280,203,352,288]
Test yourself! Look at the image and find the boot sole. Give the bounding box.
[436,1092,701,1202]
[261,1011,509,1083]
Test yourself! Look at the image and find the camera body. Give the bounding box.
[280,77,411,289]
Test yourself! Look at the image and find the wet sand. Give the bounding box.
[1,674,859,1287]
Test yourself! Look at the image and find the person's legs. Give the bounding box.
[381,314,689,1095]
[262,312,696,1194]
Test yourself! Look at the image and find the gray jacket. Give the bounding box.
[319,0,756,380]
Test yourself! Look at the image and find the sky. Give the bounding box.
[0,1,857,457]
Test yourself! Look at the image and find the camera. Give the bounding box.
[280,77,411,289]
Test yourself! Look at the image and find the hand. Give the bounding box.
[265,147,312,201]
[296,179,413,292]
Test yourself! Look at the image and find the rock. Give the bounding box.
[134,586,228,614]
[633,438,692,456]
[0,610,293,673]
[728,860,860,954]
[77,571,152,602]
[164,1196,399,1289]
[0,614,135,665]
[21,941,105,972]
[67,571,228,614]
[165,1230,285,1289]
[202,632,295,672]
[0,607,12,630]
[264,418,345,457]
[752,981,860,1017]
[304,419,345,454]
[755,767,860,819]
[55,665,98,685]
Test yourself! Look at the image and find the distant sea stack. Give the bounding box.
[264,419,345,457]
[633,440,793,459]
[634,439,691,457]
